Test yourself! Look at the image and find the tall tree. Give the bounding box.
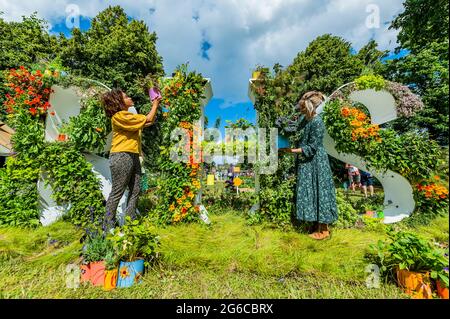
[390,0,449,54]
[385,0,449,144]
[59,6,164,105]
[0,13,59,70]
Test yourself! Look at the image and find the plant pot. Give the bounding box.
[396,268,432,299]
[149,87,162,101]
[104,269,118,291]
[437,280,449,299]
[117,259,145,288]
[90,261,106,286]
[80,264,91,283]
[365,211,375,217]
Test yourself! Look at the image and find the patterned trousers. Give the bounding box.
[104,152,142,229]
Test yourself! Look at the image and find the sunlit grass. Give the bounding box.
[0,212,447,299]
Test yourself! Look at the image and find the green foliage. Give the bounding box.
[383,41,449,145]
[354,74,386,91]
[0,157,40,228]
[323,99,442,182]
[0,13,59,70]
[62,97,111,153]
[387,0,449,145]
[334,190,359,229]
[59,5,164,105]
[40,142,105,226]
[367,230,449,287]
[108,217,160,267]
[8,110,46,159]
[82,234,114,265]
[256,177,295,228]
[390,0,449,53]
[152,65,207,224]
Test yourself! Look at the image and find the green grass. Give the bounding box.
[0,211,447,299]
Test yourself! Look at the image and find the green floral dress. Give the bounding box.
[295,115,338,224]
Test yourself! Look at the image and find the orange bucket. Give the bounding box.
[396,269,432,299]
[437,280,449,299]
[104,269,118,291]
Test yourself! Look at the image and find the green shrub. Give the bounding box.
[354,74,386,91]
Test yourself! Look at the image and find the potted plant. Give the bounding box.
[275,115,299,150]
[368,230,448,299]
[81,230,114,287]
[103,250,119,291]
[144,74,162,102]
[109,217,160,288]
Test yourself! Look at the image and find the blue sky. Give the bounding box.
[1,0,406,134]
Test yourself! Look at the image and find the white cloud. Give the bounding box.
[0,0,404,104]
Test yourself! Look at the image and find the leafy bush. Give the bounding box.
[0,157,40,228]
[354,74,386,91]
[62,97,111,153]
[367,230,449,287]
[333,190,359,228]
[108,217,160,267]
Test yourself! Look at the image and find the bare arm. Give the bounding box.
[145,97,161,126]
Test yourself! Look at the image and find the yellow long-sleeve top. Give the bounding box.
[110,111,147,154]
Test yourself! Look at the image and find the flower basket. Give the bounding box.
[436,280,449,299]
[148,87,162,101]
[104,268,118,291]
[396,268,432,299]
[117,259,144,288]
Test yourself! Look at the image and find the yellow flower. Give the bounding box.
[177,198,183,205]
[185,202,192,209]
[187,191,195,199]
[169,204,175,211]
[120,266,130,279]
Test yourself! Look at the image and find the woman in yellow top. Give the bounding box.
[101,89,161,229]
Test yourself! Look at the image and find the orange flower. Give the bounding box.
[341,107,350,117]
[187,191,195,199]
[434,176,440,180]
[357,113,366,121]
[350,120,363,127]
[95,127,103,132]
[440,195,447,199]
[181,207,187,215]
[425,192,432,198]
[177,198,183,205]
[173,214,181,222]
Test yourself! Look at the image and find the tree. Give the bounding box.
[390,0,449,54]
[385,0,449,144]
[59,6,164,105]
[0,13,60,70]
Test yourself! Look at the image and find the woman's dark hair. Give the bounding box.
[101,88,126,118]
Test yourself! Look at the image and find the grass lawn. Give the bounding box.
[0,210,448,299]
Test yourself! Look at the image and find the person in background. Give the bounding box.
[346,164,360,193]
[360,170,374,197]
[284,91,338,240]
[101,89,161,230]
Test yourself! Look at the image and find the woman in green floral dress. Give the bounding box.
[286,91,338,240]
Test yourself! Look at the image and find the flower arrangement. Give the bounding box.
[3,66,55,117]
[153,64,208,224]
[367,230,449,291]
[340,105,381,143]
[354,74,386,91]
[108,217,160,267]
[414,177,449,215]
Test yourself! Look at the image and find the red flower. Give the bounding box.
[29,108,37,116]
